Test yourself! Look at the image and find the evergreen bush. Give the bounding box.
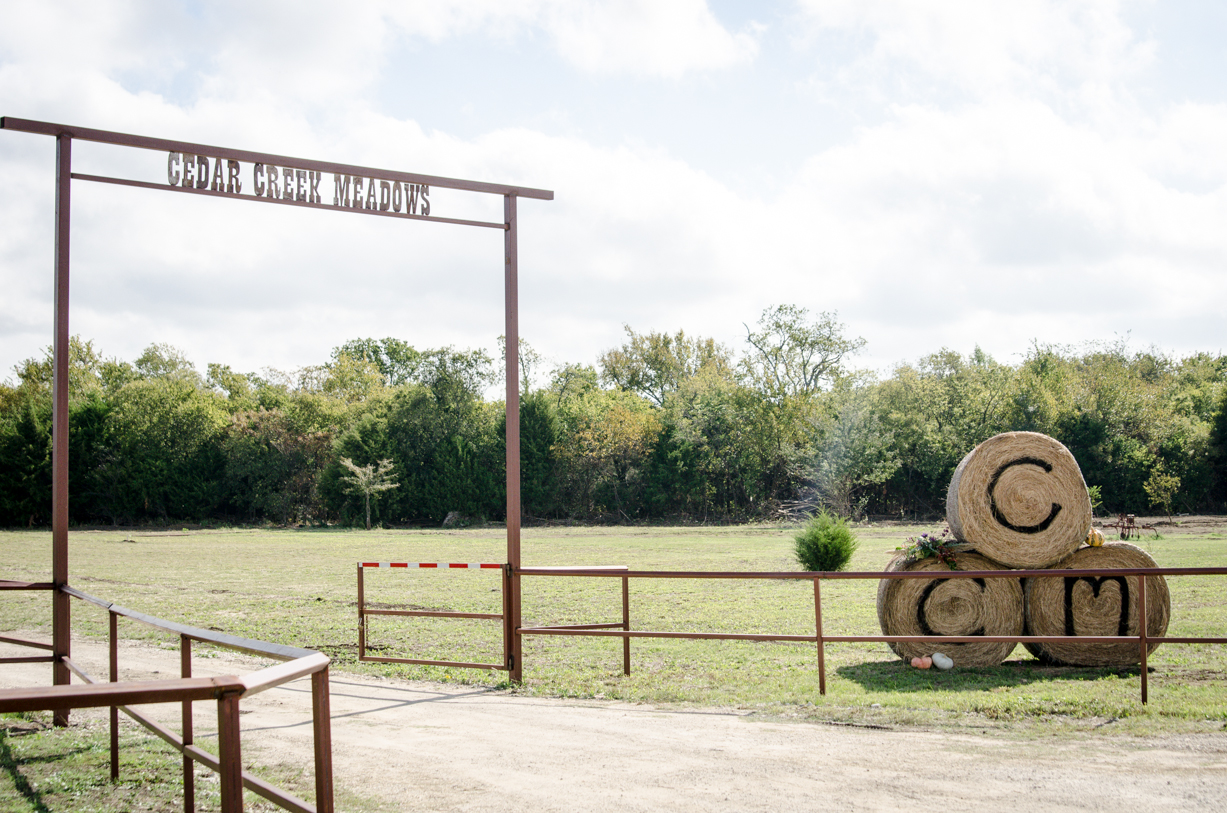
[794,510,858,571]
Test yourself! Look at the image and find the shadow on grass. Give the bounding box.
[0,723,59,813]
[836,658,1142,694]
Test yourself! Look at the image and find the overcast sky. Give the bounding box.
[2,1,1225,388]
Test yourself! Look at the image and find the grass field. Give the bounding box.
[2,521,1225,739]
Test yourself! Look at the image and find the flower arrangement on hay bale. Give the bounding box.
[896,527,962,569]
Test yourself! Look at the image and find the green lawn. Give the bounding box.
[2,522,1225,738]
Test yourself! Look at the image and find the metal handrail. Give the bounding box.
[0,585,334,813]
[61,585,316,660]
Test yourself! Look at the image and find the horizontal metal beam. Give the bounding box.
[239,653,331,697]
[63,585,316,661]
[0,634,53,650]
[1,116,553,200]
[520,628,1227,646]
[0,656,55,665]
[0,581,54,591]
[359,654,506,670]
[362,609,503,620]
[518,566,1227,580]
[0,675,243,713]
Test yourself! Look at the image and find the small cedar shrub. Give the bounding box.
[794,510,858,572]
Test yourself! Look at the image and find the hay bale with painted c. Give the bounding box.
[877,550,1023,667]
[947,432,1092,569]
[1023,541,1169,667]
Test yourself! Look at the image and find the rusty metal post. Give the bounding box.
[181,635,194,813]
[813,577,826,696]
[109,610,118,780]
[216,691,244,812]
[621,575,630,676]
[504,192,523,683]
[356,565,365,661]
[51,133,72,726]
[312,667,335,813]
[502,564,513,671]
[1138,574,1148,704]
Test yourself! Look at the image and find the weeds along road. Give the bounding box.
[2,638,1226,812]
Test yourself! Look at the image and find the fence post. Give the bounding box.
[312,666,335,813]
[109,610,118,780]
[813,577,826,696]
[621,575,631,676]
[50,133,72,728]
[356,565,365,661]
[1138,574,1148,705]
[503,564,513,673]
[181,635,194,813]
[216,691,244,812]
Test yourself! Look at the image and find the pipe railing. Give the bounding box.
[516,565,1227,704]
[0,585,334,813]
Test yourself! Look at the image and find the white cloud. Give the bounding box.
[540,0,759,78]
[2,0,1225,386]
[795,0,1153,105]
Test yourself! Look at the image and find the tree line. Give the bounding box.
[2,305,1224,527]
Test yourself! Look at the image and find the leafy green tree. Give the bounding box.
[1144,461,1180,521]
[223,409,333,524]
[806,384,899,519]
[10,335,108,399]
[599,326,731,407]
[652,367,791,519]
[553,387,662,518]
[874,347,1015,516]
[741,305,865,402]
[515,391,560,517]
[207,363,260,412]
[1209,386,1227,508]
[332,337,424,386]
[339,457,399,530]
[0,400,51,525]
[134,343,201,385]
[498,336,545,394]
[101,378,229,521]
[548,363,600,407]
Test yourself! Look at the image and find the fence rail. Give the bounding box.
[0,585,334,813]
[516,565,1227,704]
[357,562,632,675]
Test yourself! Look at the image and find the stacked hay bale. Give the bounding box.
[1024,541,1170,666]
[878,431,1169,667]
[876,550,1023,666]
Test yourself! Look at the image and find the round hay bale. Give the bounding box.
[1023,541,1169,667]
[877,550,1023,666]
[946,432,1092,569]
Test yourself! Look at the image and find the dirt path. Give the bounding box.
[3,638,1226,812]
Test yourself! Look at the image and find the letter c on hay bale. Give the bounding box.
[947,432,1092,569]
[1023,541,1170,667]
[877,550,1023,667]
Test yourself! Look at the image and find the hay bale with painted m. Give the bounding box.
[1023,541,1170,667]
[947,432,1092,569]
[877,551,1023,666]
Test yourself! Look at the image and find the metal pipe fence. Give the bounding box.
[0,585,334,813]
[356,563,632,675]
[516,565,1227,704]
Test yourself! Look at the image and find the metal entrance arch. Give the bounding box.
[0,116,553,713]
